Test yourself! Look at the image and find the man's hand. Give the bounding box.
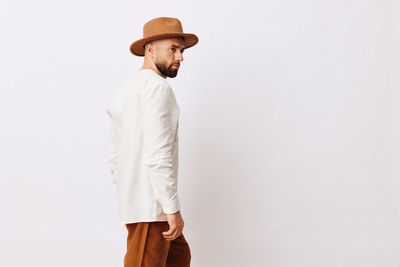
[162,210,184,241]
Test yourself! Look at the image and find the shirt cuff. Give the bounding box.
[161,196,180,214]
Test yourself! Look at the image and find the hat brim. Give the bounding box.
[130,33,198,56]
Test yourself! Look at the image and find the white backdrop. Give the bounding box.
[1,0,399,266]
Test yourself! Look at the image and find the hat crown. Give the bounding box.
[143,17,184,38]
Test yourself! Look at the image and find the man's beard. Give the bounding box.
[155,60,178,78]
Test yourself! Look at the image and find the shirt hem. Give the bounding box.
[120,217,168,224]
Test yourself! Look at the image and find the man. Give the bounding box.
[106,17,198,267]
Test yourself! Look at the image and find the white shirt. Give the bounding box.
[106,68,181,224]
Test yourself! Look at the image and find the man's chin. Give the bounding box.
[167,70,178,78]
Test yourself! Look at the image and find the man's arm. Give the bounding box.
[141,78,180,214]
[106,109,120,192]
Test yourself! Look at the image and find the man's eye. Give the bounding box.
[171,48,175,51]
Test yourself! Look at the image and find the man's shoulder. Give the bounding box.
[145,73,170,89]
[121,70,174,104]
[141,74,172,95]
[118,70,165,93]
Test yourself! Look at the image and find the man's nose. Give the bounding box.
[176,51,184,62]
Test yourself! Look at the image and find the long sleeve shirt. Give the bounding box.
[106,68,181,224]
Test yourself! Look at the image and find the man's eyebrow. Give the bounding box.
[170,44,185,50]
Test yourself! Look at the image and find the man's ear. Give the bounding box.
[145,41,155,57]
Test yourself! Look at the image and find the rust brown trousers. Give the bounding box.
[124,221,191,267]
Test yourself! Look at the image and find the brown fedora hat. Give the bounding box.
[130,17,199,57]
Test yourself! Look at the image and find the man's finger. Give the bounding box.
[163,228,178,238]
[163,227,180,239]
[164,231,181,241]
[164,229,182,240]
[162,226,177,236]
